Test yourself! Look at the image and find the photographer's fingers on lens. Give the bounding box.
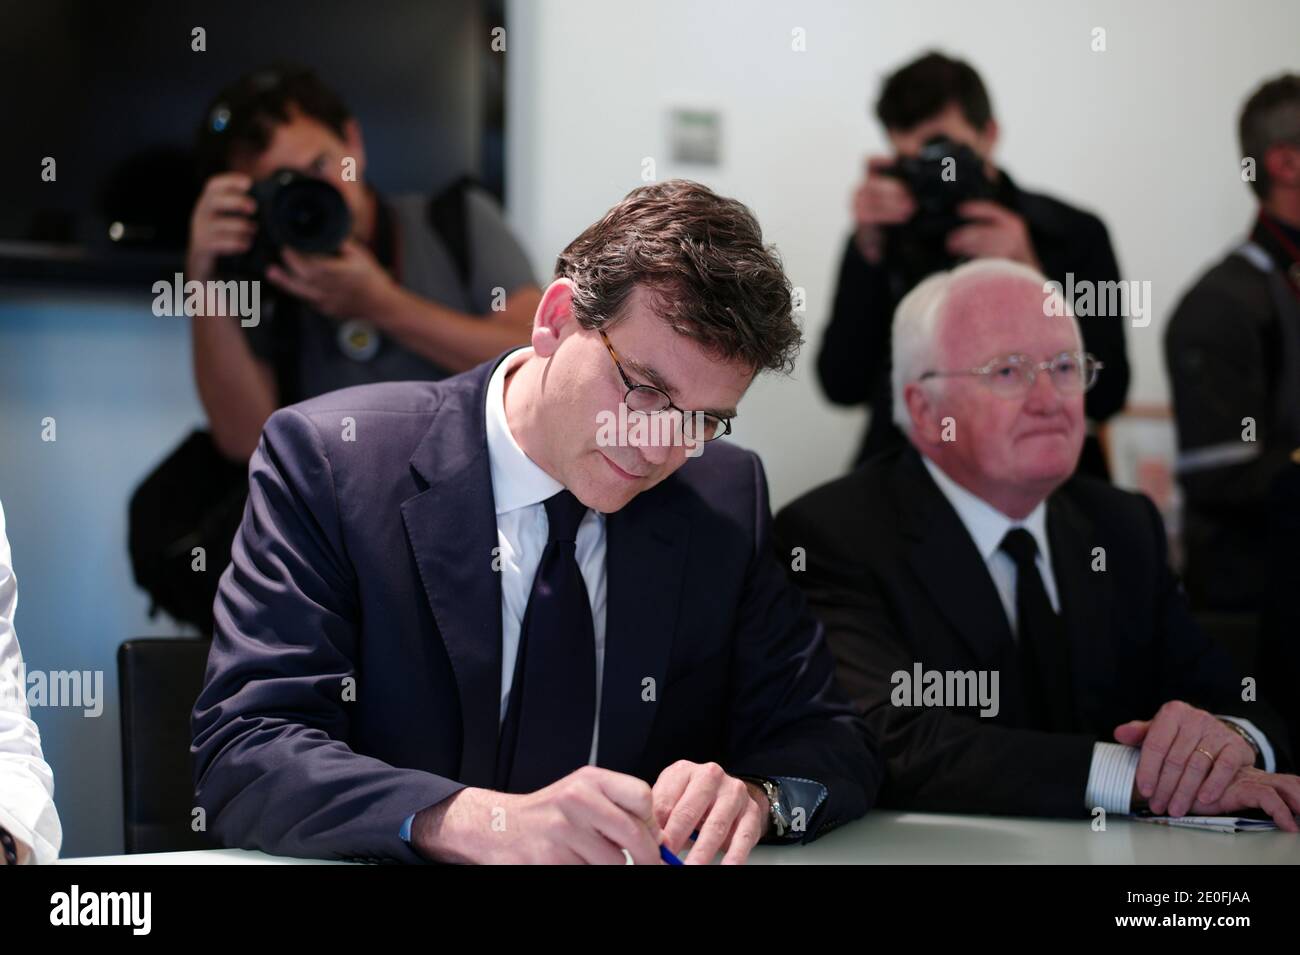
[208,217,255,244]
[210,171,253,193]
[206,193,257,220]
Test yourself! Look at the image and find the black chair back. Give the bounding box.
[117,637,214,853]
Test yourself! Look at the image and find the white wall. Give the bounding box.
[505,0,1300,508]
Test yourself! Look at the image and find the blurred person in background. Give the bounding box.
[130,65,541,632]
[189,64,541,462]
[818,51,1129,479]
[1166,73,1300,612]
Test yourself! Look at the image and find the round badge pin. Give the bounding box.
[338,319,381,361]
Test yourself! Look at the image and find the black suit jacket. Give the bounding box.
[192,353,880,862]
[774,447,1289,818]
[1261,462,1300,764]
[1164,218,1300,610]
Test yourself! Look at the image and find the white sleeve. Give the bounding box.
[0,499,63,864]
[1085,742,1139,815]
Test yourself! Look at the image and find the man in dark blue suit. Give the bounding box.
[192,179,880,864]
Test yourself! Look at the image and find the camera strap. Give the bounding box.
[427,175,476,294]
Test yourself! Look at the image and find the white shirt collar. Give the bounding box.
[485,347,563,515]
[921,455,1051,565]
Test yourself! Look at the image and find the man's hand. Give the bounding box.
[852,155,916,264]
[946,200,1040,269]
[186,172,258,285]
[1115,701,1259,818]
[651,760,770,865]
[266,240,399,323]
[1183,767,1300,832]
[412,766,665,865]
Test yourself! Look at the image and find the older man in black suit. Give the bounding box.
[777,259,1299,828]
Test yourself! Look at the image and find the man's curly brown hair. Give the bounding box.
[554,180,802,375]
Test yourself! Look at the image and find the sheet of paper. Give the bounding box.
[1133,815,1278,833]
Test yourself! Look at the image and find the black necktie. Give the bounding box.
[494,490,597,793]
[998,528,1075,732]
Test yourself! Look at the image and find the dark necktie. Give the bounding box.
[998,528,1075,732]
[494,489,597,793]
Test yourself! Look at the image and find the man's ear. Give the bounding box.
[532,278,577,358]
[904,381,943,445]
[343,118,366,177]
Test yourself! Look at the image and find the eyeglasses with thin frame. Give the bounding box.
[598,329,733,442]
[917,351,1103,398]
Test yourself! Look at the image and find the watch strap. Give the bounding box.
[0,826,18,866]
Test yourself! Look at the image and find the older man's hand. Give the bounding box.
[1185,767,1300,831]
[1115,700,1259,817]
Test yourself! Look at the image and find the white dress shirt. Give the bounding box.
[922,457,1059,630]
[0,498,63,864]
[486,348,606,764]
[921,457,1272,816]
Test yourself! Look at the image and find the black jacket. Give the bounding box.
[818,171,1130,476]
[1261,462,1300,770]
[1164,215,1300,611]
[774,447,1290,818]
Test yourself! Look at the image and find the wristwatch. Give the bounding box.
[744,777,792,838]
[1221,719,1263,767]
[1,826,18,866]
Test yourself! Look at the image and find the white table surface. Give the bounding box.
[747,811,1300,864]
[57,811,1300,864]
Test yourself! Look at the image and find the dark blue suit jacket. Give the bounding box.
[192,352,880,862]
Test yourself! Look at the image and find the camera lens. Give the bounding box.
[283,194,325,240]
[263,171,352,253]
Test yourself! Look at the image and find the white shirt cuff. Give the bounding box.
[1085,742,1139,815]
[1216,715,1276,773]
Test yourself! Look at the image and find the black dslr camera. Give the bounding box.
[884,134,996,239]
[220,168,352,279]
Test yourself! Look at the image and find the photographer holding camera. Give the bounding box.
[188,65,541,462]
[819,52,1130,477]
[129,66,540,633]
